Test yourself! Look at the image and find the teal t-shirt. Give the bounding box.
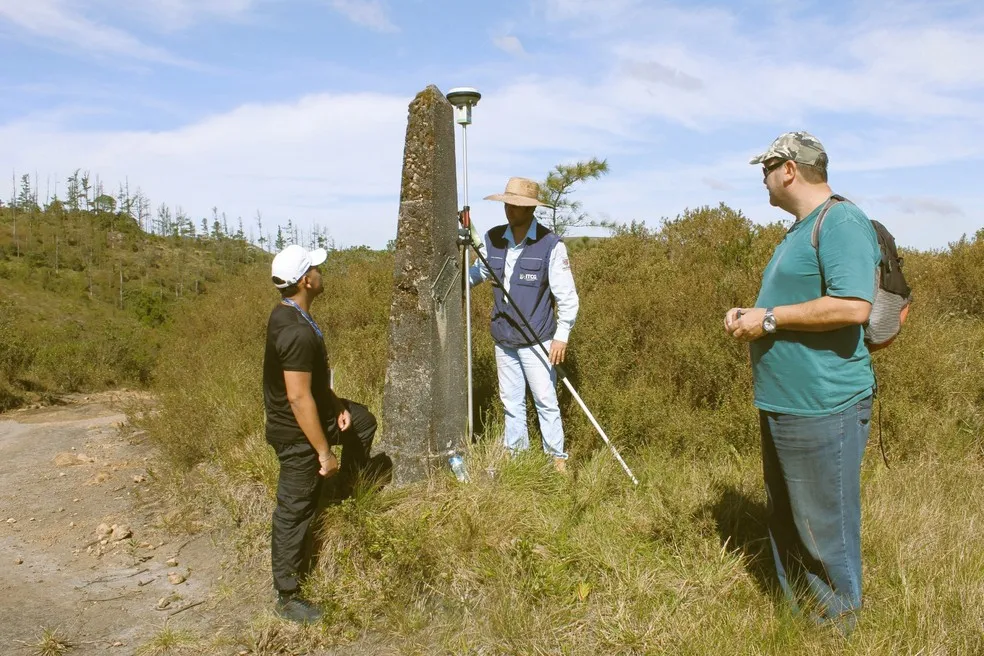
[750,200,880,416]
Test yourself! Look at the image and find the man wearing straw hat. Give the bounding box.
[469,177,580,472]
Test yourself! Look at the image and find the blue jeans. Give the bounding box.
[494,341,567,459]
[759,395,873,625]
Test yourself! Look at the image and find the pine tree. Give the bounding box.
[255,211,266,251]
[17,174,38,211]
[156,203,173,236]
[537,158,610,237]
[66,170,81,212]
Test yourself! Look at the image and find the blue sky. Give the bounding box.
[1,0,982,250]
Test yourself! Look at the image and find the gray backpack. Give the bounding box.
[812,195,912,350]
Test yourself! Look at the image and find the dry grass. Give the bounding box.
[141,208,984,654]
[26,628,75,656]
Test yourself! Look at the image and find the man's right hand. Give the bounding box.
[318,450,339,477]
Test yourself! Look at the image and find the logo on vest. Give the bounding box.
[519,273,538,282]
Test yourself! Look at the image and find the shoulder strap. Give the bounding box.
[810,194,852,250]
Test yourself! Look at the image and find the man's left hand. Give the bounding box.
[337,409,352,432]
[726,307,767,342]
[549,340,568,365]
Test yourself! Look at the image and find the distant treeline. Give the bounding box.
[2,169,333,256]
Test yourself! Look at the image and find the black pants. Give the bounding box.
[269,398,376,594]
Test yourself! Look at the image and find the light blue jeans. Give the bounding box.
[760,395,873,629]
[494,341,567,459]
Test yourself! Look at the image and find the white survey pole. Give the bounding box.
[446,87,482,444]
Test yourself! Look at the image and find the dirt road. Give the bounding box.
[0,392,257,655]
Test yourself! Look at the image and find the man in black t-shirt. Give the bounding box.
[263,244,377,624]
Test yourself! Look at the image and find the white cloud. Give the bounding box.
[0,0,191,64]
[492,35,527,57]
[540,0,643,23]
[0,92,409,247]
[531,1,984,129]
[702,177,733,192]
[2,0,982,252]
[329,0,398,33]
[121,0,258,30]
[3,72,981,251]
[880,196,964,217]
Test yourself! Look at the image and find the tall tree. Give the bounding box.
[94,194,116,213]
[79,171,92,211]
[16,173,38,211]
[537,158,610,237]
[66,170,82,212]
[255,211,267,251]
[156,203,173,236]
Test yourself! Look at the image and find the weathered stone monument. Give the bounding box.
[383,85,467,485]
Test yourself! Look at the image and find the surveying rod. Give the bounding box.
[458,218,640,487]
[446,87,481,444]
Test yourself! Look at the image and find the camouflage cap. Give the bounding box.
[748,131,827,167]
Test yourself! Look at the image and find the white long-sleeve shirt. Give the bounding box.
[468,219,579,343]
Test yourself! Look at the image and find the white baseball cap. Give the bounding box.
[271,244,328,289]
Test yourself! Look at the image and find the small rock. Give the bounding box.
[100,539,108,546]
[112,641,124,648]
[73,498,80,503]
[29,517,36,522]
[15,557,23,565]
[138,542,152,549]
[6,518,15,524]
[156,596,173,609]
[54,452,81,467]
[59,472,66,477]
[110,524,132,541]
[77,454,96,464]
[96,523,112,538]
[58,508,65,513]
[165,558,178,567]
[69,522,76,528]
[167,572,186,585]
[132,474,146,483]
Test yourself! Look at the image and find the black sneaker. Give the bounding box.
[275,593,323,624]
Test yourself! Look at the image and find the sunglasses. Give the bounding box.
[762,159,788,178]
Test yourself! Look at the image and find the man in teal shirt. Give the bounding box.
[725,131,880,632]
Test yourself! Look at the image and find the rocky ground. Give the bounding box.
[0,391,263,655]
[0,391,393,656]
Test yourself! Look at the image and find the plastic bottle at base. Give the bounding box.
[448,454,470,483]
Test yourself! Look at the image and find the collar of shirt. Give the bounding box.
[505,218,539,247]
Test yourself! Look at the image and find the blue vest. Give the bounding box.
[484,223,561,348]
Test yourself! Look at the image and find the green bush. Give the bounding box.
[142,206,984,654]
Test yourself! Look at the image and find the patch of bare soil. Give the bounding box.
[0,391,265,655]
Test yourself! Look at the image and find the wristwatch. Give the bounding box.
[763,308,777,334]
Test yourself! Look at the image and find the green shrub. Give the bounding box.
[142,207,984,654]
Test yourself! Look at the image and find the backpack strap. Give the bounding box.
[810,193,852,249]
[811,194,852,295]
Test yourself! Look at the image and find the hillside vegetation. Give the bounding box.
[0,176,272,410]
[142,205,984,654]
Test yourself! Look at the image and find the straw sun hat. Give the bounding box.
[483,177,551,207]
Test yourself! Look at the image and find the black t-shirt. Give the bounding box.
[263,303,334,444]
